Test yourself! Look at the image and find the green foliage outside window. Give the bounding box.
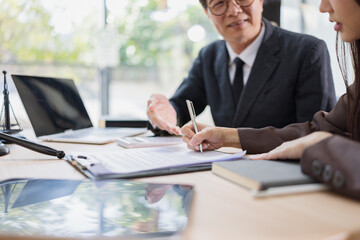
[0,0,89,63]
[0,0,218,67]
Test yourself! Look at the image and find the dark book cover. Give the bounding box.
[212,160,317,190]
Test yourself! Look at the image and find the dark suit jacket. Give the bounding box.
[170,18,336,128]
[237,86,360,200]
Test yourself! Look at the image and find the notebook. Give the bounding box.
[11,75,146,144]
[212,160,327,197]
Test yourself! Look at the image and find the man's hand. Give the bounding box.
[248,131,333,160]
[147,94,181,135]
[181,123,240,151]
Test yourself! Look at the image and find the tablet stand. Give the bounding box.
[0,71,22,134]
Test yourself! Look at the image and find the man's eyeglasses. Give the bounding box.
[208,0,255,16]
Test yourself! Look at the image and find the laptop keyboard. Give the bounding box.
[57,131,91,139]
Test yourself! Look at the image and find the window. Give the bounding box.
[0,0,346,131]
[0,0,218,127]
[281,0,347,97]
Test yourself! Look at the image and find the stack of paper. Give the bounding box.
[116,136,183,148]
[67,144,246,179]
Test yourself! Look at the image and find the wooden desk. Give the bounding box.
[1,140,360,240]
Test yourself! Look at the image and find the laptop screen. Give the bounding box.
[11,75,93,137]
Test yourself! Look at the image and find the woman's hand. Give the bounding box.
[181,123,241,151]
[248,131,333,160]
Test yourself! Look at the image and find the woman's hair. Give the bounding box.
[344,1,360,140]
[336,4,360,140]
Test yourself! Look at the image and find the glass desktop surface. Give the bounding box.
[0,179,193,238]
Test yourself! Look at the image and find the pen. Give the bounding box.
[186,100,203,153]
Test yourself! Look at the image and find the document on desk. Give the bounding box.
[66,144,246,179]
[116,136,183,148]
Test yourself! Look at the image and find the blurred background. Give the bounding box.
[0,0,345,128]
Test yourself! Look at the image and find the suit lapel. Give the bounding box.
[232,19,281,127]
[214,42,237,124]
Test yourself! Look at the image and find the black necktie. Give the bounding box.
[232,57,245,105]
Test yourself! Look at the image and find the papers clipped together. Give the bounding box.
[67,144,246,179]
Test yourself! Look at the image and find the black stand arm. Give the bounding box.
[0,132,65,159]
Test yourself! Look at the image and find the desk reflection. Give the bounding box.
[0,179,193,239]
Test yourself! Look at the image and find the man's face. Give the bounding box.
[205,0,263,45]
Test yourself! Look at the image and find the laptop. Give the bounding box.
[11,75,146,144]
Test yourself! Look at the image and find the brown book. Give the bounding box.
[212,160,317,190]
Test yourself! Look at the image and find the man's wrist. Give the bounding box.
[146,121,172,136]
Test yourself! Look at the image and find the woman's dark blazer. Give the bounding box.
[238,87,360,200]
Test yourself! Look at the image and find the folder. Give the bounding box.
[65,144,246,180]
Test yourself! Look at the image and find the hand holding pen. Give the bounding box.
[181,121,241,152]
[186,100,203,153]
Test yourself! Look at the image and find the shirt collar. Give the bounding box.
[226,22,265,67]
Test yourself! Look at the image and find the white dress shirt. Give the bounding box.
[226,23,265,86]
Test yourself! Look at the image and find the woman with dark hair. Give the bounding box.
[182,0,360,200]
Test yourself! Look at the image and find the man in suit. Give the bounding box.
[147,0,336,135]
